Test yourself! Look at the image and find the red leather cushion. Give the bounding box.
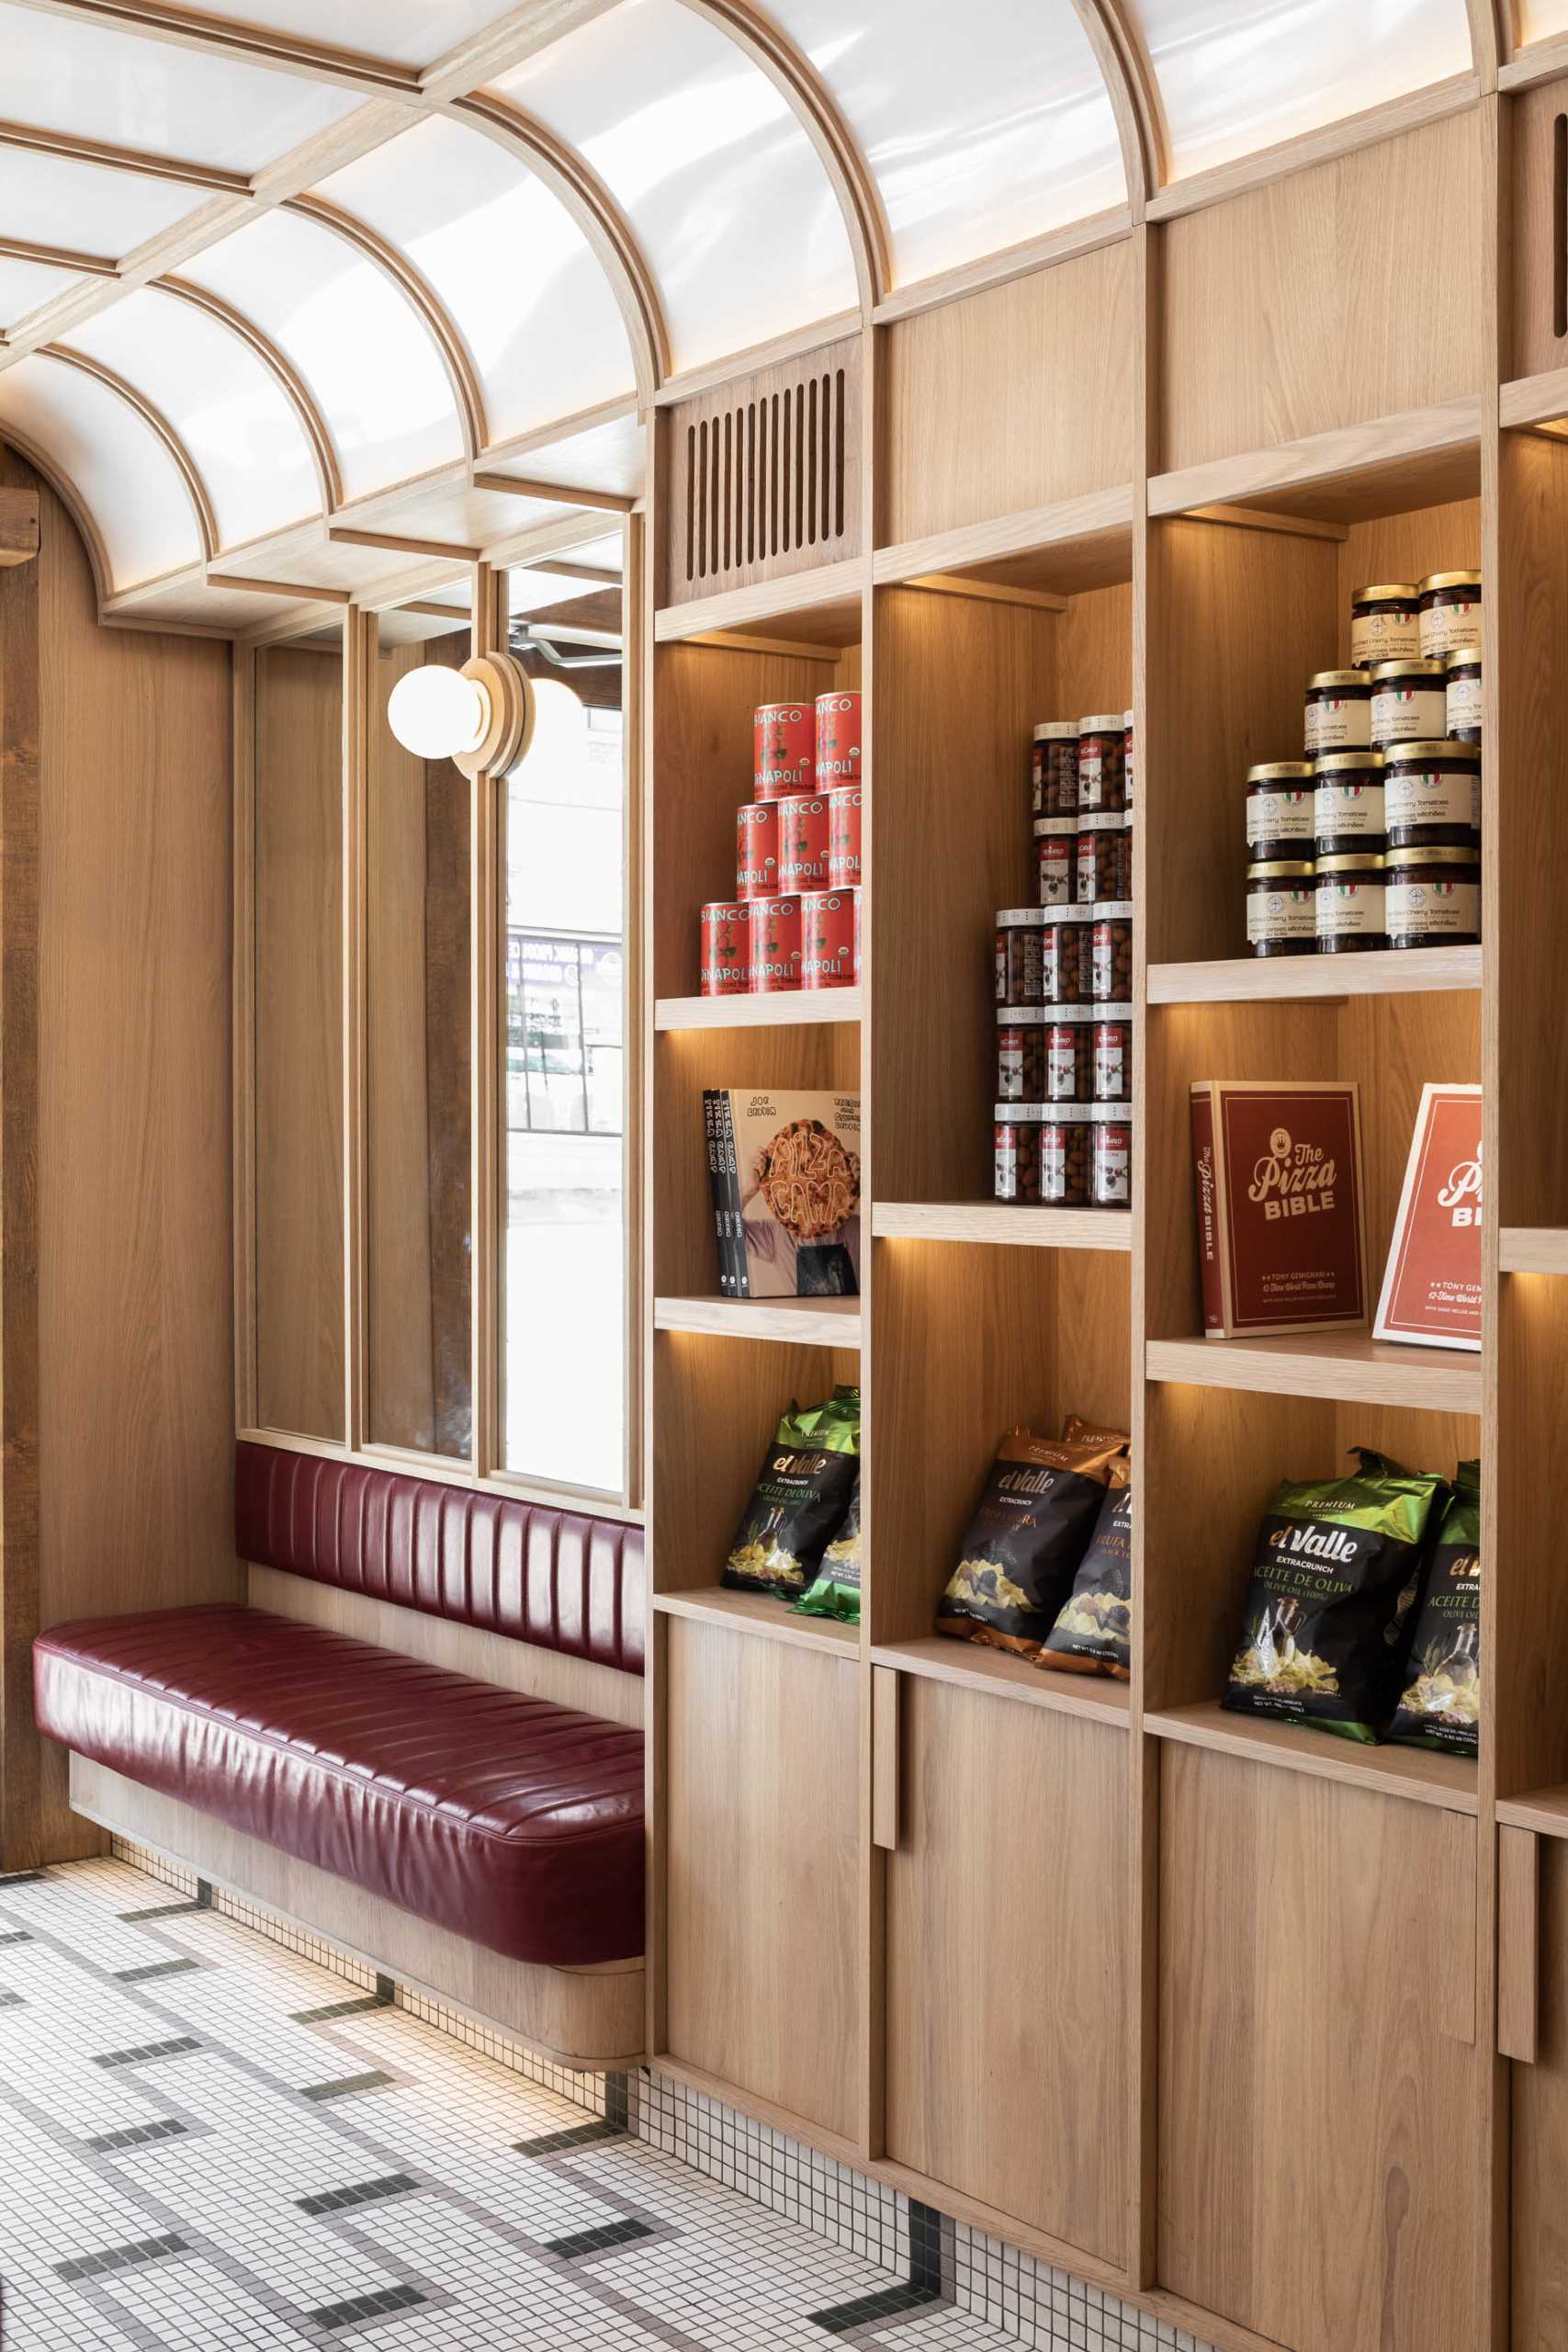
[235,1443,645,1677]
[35,1605,644,1969]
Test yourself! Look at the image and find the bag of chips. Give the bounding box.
[936,1429,1124,1660]
[723,1386,860,1600]
[1387,1459,1480,1754]
[1224,1448,1447,1743]
[1062,1415,1131,1454]
[1040,1456,1133,1679]
[794,1479,861,1622]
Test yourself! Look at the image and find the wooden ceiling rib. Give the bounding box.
[0,234,118,277]
[1069,0,1163,216]
[37,342,219,557]
[157,271,343,510]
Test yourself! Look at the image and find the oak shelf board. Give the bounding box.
[872,1201,1132,1250]
[873,484,1134,603]
[1500,1227,1568,1276]
[654,1585,858,1654]
[655,988,861,1032]
[653,558,864,650]
[1146,1701,1479,1815]
[1148,396,1482,529]
[653,1295,863,1348]
[1496,1787,1568,1842]
[1500,367,1568,433]
[1147,946,1482,1005]
[1146,1329,1483,1414]
[872,1636,1131,1725]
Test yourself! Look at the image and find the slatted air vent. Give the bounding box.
[662,341,862,607]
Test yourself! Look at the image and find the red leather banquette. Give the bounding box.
[34,1443,646,1973]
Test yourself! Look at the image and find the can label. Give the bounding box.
[1316,876,1385,939]
[1386,878,1481,938]
[1045,1025,1085,1102]
[998,1029,1025,1101]
[1246,788,1313,851]
[1247,885,1316,946]
[778,794,830,891]
[1385,765,1479,834]
[1304,693,1371,756]
[754,702,815,799]
[1093,1129,1131,1205]
[1078,732,1125,812]
[700,900,752,997]
[750,893,803,990]
[1351,603,1419,668]
[800,888,858,989]
[736,800,781,899]
[1314,780,1385,842]
[995,1124,1039,1204]
[1446,672,1483,735]
[828,785,862,887]
[1037,832,1073,907]
[815,691,861,786]
[1093,1021,1131,1102]
[1371,683,1445,746]
[1420,596,1480,662]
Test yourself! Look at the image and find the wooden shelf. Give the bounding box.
[655,988,861,1032]
[1148,396,1482,527]
[653,557,864,651]
[1501,366,1568,431]
[873,484,1134,602]
[1147,1328,1483,1412]
[1147,1701,1479,1814]
[1497,1787,1568,1842]
[655,1585,859,1653]
[1148,946,1482,1004]
[872,1635,1131,1725]
[1501,1227,1568,1275]
[872,1201,1131,1250]
[654,1295,862,1347]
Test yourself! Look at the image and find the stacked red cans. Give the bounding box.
[699,690,863,995]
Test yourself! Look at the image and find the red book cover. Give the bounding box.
[1373,1083,1483,1351]
[1190,1080,1368,1339]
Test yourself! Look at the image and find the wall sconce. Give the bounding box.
[386,650,535,778]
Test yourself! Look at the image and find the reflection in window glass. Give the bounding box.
[503,684,626,1493]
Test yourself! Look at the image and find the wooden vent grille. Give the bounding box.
[662,343,862,606]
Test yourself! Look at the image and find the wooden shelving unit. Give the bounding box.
[652,1295,862,1346]
[1148,944,1482,1004]
[653,1585,858,1652]
[1145,1699,1479,1814]
[1146,1328,1483,1412]
[871,1202,1132,1250]
[655,988,861,1031]
[872,1635,1132,1724]
[1500,1227,1568,1274]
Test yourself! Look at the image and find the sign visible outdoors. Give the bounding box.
[1373,1082,1483,1351]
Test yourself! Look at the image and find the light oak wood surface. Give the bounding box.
[654,987,861,1031]
[871,1202,1132,1250]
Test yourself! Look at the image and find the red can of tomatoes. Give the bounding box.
[754,701,815,800]
[699,900,753,997]
[800,887,859,989]
[736,800,780,899]
[750,893,803,991]
[778,793,830,891]
[815,690,862,786]
[828,785,862,887]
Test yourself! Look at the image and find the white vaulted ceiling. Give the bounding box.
[0,0,1515,614]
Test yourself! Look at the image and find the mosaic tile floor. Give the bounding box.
[0,1858,1031,2352]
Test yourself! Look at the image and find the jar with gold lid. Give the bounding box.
[1418,571,1482,662]
[1350,582,1420,670]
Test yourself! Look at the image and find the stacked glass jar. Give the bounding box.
[995,710,1134,1207]
[1245,571,1482,956]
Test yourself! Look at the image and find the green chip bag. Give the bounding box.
[795,1480,861,1622]
[1387,1460,1480,1755]
[1224,1448,1447,1744]
[723,1385,860,1600]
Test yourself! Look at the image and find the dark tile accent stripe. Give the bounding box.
[118,1901,209,1922]
[306,2284,425,2332]
[114,1958,201,1983]
[604,2072,630,2132]
[908,2199,945,2294]
[289,1996,387,2025]
[544,2219,654,2261]
[0,1990,22,2010]
[375,1973,394,2005]
[0,1931,32,1947]
[808,2282,943,2335]
[514,2120,622,2157]
[196,1880,214,1908]
[0,1871,46,1887]
[94,2037,200,2070]
[297,2173,417,2218]
[85,2119,187,2155]
[55,2233,186,2283]
[300,2071,394,2103]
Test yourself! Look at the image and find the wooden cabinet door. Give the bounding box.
[882,1676,1130,2266]
[1506,1828,1568,2348]
[663,1619,861,2142]
[1158,1743,1483,2352]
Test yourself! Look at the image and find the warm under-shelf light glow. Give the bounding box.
[387,662,490,760]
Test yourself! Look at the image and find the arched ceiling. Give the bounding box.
[0,0,1519,620]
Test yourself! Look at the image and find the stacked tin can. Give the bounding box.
[1246,571,1483,958]
[698,692,863,995]
[995,709,1134,1208]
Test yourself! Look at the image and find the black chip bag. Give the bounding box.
[1224,1448,1447,1744]
[794,1479,861,1623]
[1388,1459,1480,1755]
[936,1430,1123,1660]
[723,1385,860,1600]
[1041,1455,1133,1679]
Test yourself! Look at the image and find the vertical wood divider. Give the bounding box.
[623,510,648,1512]
[642,406,668,2066]
[1496,1826,1540,2065]
[469,562,503,1482]
[858,320,883,2165]
[231,643,258,1440]
[343,604,373,1457]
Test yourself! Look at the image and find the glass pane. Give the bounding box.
[1126,0,1472,185]
[0,253,86,329]
[367,618,473,1459]
[1518,0,1568,37]
[253,636,345,1440]
[502,589,626,1496]
[0,353,205,590]
[186,0,521,65]
[766,0,1125,288]
[0,148,207,257]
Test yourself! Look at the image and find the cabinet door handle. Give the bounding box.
[872,1666,899,1851]
[1498,1826,1540,2066]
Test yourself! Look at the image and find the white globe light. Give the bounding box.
[387,662,489,760]
[520,676,587,773]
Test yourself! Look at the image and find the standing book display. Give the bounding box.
[702,1090,862,1298]
[1373,1082,1483,1350]
[1190,1080,1368,1339]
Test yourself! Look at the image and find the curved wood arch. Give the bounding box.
[676,0,890,312]
[283,193,488,464]
[1467,0,1506,79]
[155,275,344,513]
[449,93,669,402]
[37,345,219,561]
[1068,0,1164,213]
[0,418,113,605]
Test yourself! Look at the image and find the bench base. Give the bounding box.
[70,1757,647,2072]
